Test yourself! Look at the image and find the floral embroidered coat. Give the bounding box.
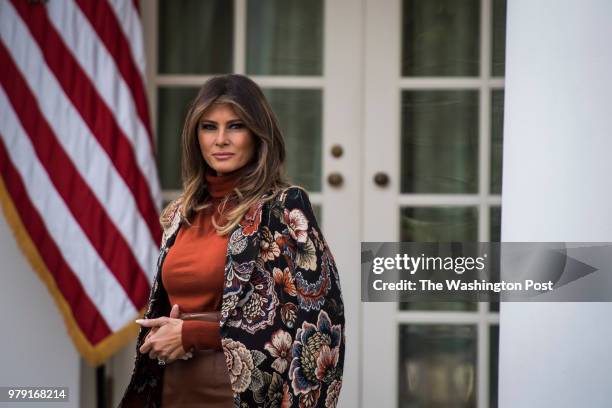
[119,187,346,407]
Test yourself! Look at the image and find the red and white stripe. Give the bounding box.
[0,0,161,351]
[106,0,146,76]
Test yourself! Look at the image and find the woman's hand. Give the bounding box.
[142,326,159,344]
[136,304,190,364]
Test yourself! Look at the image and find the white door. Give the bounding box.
[362,0,505,407]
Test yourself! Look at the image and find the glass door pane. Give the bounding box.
[247,0,323,75]
[400,207,478,242]
[399,324,477,408]
[263,89,323,192]
[402,0,480,77]
[492,0,507,77]
[157,87,200,190]
[489,325,500,408]
[158,0,233,74]
[399,206,478,311]
[491,90,504,195]
[401,91,479,194]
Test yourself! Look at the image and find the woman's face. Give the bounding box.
[198,103,256,176]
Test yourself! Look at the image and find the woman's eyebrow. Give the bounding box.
[200,118,242,124]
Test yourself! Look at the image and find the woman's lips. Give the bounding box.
[212,153,234,160]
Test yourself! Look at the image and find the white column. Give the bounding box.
[500,1,612,407]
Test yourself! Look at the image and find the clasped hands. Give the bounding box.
[136,304,193,364]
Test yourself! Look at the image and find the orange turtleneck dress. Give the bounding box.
[161,168,243,352]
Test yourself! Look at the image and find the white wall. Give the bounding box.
[0,210,80,407]
[500,0,612,407]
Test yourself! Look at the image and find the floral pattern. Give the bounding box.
[294,237,318,272]
[264,330,293,373]
[289,310,343,399]
[119,187,345,407]
[325,380,342,408]
[260,226,281,261]
[224,338,256,393]
[273,267,297,297]
[280,302,298,329]
[225,261,278,334]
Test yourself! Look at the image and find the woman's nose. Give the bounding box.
[215,127,229,145]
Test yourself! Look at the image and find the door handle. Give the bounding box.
[327,172,344,187]
[373,172,390,187]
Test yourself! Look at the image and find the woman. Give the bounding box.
[119,74,345,407]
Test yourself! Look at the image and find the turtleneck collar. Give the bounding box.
[205,166,248,198]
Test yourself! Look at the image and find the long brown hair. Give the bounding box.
[174,74,295,235]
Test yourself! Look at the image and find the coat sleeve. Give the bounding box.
[279,187,346,408]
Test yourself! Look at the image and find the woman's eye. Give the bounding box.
[199,123,244,130]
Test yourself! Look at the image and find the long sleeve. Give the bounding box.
[181,320,222,351]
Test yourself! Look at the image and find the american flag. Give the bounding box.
[0,0,161,366]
